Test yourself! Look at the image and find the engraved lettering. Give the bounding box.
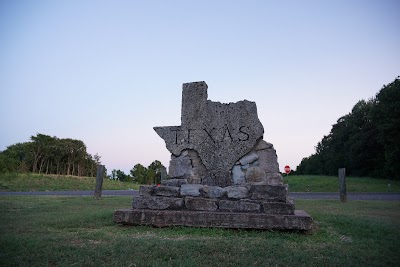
[170,129,181,144]
[187,129,195,144]
[238,126,250,141]
[222,125,233,142]
[203,128,216,143]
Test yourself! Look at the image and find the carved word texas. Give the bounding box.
[170,126,250,145]
[154,81,264,186]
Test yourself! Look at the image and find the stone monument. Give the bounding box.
[114,81,312,230]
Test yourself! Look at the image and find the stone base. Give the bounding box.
[114,209,313,230]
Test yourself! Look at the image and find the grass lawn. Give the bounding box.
[0,196,399,266]
[284,175,400,192]
[0,173,139,192]
[1,173,399,193]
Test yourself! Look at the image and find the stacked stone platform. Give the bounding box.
[113,183,313,230]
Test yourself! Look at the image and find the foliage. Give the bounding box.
[110,169,131,182]
[1,196,399,266]
[148,160,164,184]
[130,160,166,184]
[130,164,148,184]
[108,160,166,184]
[297,77,400,179]
[0,133,102,177]
[0,133,167,185]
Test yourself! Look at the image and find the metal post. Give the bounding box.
[338,168,347,202]
[94,165,104,199]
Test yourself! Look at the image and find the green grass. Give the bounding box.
[284,175,400,192]
[1,173,399,193]
[0,196,399,266]
[0,173,140,192]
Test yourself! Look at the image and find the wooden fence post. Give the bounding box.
[160,166,167,184]
[338,168,347,202]
[94,165,104,199]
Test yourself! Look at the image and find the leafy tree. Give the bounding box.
[1,142,32,172]
[0,133,102,177]
[130,164,149,184]
[109,169,130,181]
[148,160,164,184]
[111,169,118,180]
[371,77,400,179]
[296,77,399,179]
[30,134,47,173]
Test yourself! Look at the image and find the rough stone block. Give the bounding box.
[261,200,295,215]
[248,184,287,202]
[219,200,260,212]
[185,197,218,211]
[239,152,259,165]
[241,164,250,170]
[180,184,203,197]
[226,186,249,199]
[187,150,208,178]
[139,185,155,196]
[114,209,313,230]
[257,148,280,173]
[265,173,283,185]
[132,196,184,210]
[255,140,273,150]
[187,175,202,184]
[153,186,180,197]
[168,154,193,179]
[161,178,188,187]
[245,166,266,183]
[232,165,245,185]
[201,186,226,198]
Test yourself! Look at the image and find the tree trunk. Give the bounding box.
[46,160,49,174]
[67,160,71,176]
[39,159,45,174]
[33,154,40,173]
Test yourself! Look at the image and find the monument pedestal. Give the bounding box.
[114,209,312,230]
[113,184,313,231]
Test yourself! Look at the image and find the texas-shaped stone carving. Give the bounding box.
[115,82,312,230]
[154,81,264,187]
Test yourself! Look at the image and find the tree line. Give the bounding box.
[109,160,166,184]
[0,133,168,184]
[296,77,400,180]
[0,133,102,177]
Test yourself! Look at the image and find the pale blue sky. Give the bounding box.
[1,0,399,174]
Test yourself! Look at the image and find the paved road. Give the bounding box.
[0,190,399,200]
[289,192,400,201]
[0,190,137,197]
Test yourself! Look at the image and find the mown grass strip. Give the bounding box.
[1,173,399,193]
[284,175,400,192]
[0,173,139,192]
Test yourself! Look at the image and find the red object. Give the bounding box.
[284,165,291,174]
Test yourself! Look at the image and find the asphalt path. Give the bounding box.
[0,190,399,200]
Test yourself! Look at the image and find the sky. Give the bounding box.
[1,0,399,174]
